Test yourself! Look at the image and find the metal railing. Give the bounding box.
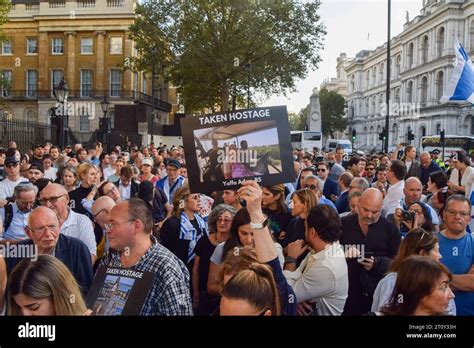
[0,118,57,153]
[0,90,172,112]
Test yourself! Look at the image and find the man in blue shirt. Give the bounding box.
[436,195,474,315]
[302,175,338,212]
[0,183,37,241]
[156,159,184,204]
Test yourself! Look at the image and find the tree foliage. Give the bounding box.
[128,0,326,112]
[319,88,347,138]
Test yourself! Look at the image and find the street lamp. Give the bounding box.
[53,78,69,149]
[99,96,111,149]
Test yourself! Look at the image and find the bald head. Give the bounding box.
[360,188,383,207]
[40,183,68,198]
[358,188,383,225]
[93,196,116,215]
[28,206,58,227]
[404,177,423,205]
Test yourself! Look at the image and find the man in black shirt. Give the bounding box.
[340,188,400,316]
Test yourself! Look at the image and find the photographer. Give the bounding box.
[393,201,436,237]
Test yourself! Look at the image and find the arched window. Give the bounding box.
[422,35,429,64]
[407,80,413,103]
[372,67,377,87]
[366,70,370,89]
[436,71,444,102]
[25,109,37,123]
[408,42,414,68]
[420,126,426,137]
[436,124,441,135]
[395,88,400,104]
[380,63,384,84]
[396,55,401,77]
[421,76,428,106]
[437,27,445,58]
[365,97,369,115]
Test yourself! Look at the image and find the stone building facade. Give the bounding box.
[345,0,474,152]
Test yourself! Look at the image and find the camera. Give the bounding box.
[400,210,415,221]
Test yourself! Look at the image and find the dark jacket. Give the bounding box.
[340,213,400,316]
[5,233,93,295]
[405,159,421,179]
[113,179,139,199]
[418,161,442,187]
[323,177,339,199]
[335,190,349,214]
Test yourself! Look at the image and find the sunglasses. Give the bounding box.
[304,184,318,191]
[366,167,375,170]
[316,168,326,172]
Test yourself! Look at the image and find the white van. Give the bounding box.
[325,139,353,155]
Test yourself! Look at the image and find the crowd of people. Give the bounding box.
[0,139,472,316]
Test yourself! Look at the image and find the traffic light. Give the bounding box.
[407,129,415,141]
[352,129,356,141]
[440,130,445,143]
[378,127,386,141]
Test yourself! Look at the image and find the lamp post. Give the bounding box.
[100,96,111,150]
[53,78,69,149]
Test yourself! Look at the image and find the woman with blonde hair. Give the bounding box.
[160,185,208,271]
[8,255,88,316]
[68,162,99,217]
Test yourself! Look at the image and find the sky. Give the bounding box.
[262,0,424,113]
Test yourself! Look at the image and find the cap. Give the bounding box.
[142,158,154,166]
[166,158,181,169]
[5,156,19,165]
[136,181,154,202]
[29,163,44,173]
[431,149,440,155]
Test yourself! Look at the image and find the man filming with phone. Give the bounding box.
[340,188,401,315]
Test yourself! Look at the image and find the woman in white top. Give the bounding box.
[448,151,473,197]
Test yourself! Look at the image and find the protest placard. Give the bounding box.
[180,106,293,192]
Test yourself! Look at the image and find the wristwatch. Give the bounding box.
[250,217,268,230]
[285,256,297,264]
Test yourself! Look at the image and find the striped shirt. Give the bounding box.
[100,236,193,316]
[61,209,97,256]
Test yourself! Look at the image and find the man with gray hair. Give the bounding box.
[418,151,441,187]
[303,174,337,211]
[0,183,38,241]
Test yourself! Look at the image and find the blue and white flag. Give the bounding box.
[440,39,474,104]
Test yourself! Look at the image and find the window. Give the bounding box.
[79,108,90,132]
[436,71,444,102]
[26,109,37,123]
[2,39,12,55]
[80,69,93,97]
[142,73,147,94]
[366,71,370,89]
[421,35,429,64]
[395,55,401,77]
[420,76,428,106]
[51,70,63,96]
[407,42,414,68]
[27,38,37,54]
[52,38,63,54]
[81,38,93,54]
[49,0,65,8]
[133,72,138,98]
[1,70,12,97]
[379,63,384,84]
[109,69,122,97]
[437,27,445,58]
[407,80,413,103]
[109,37,123,54]
[436,124,441,135]
[26,70,38,98]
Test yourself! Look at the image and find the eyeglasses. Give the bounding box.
[105,187,117,196]
[17,200,35,207]
[39,193,67,206]
[104,219,135,231]
[445,209,470,218]
[93,208,108,219]
[304,184,318,191]
[217,217,232,224]
[366,167,375,171]
[26,224,59,235]
[316,168,326,172]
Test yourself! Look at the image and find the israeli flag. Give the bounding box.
[440,39,474,104]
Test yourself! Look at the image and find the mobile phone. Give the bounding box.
[357,251,374,263]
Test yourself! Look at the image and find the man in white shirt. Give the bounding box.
[382,160,406,217]
[114,165,139,200]
[39,183,97,264]
[101,153,115,181]
[0,156,29,202]
[283,204,348,315]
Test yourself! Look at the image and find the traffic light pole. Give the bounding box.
[384,0,391,154]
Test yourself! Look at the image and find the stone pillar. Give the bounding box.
[65,31,76,94]
[94,31,106,96]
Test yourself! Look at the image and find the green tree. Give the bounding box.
[319,88,347,138]
[128,0,326,112]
